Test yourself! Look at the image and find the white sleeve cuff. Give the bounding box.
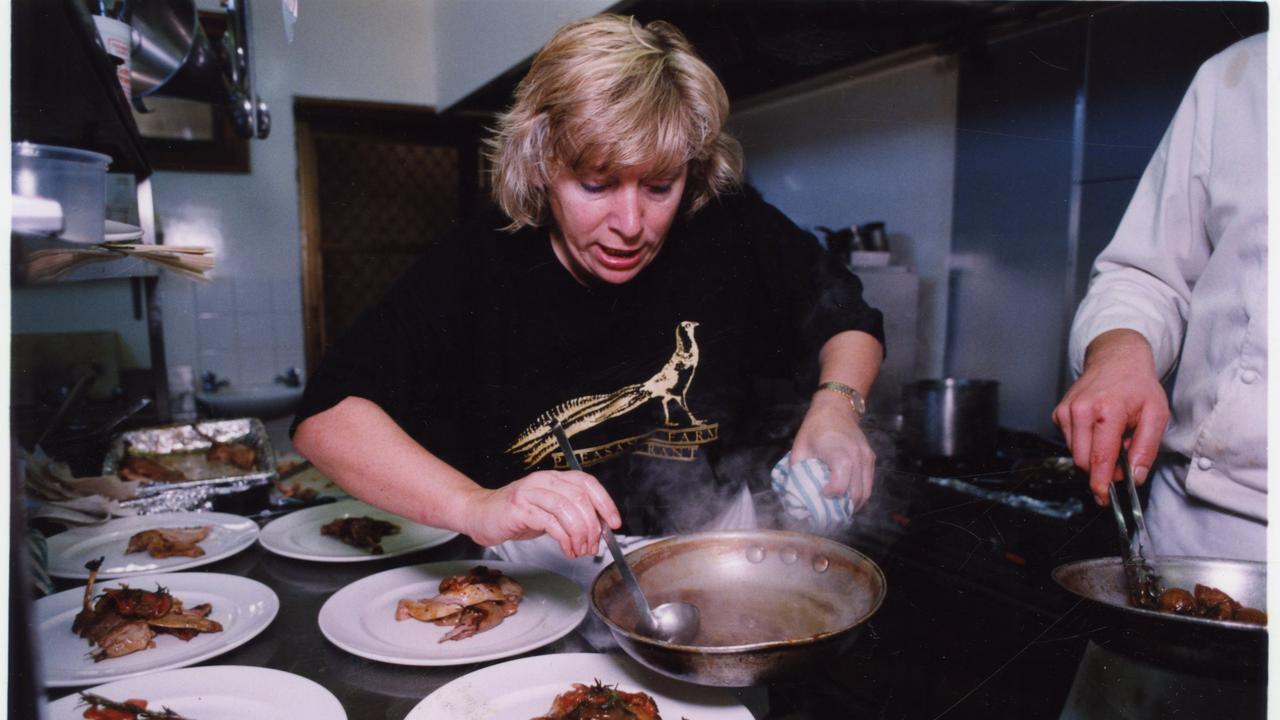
[1069,278,1186,380]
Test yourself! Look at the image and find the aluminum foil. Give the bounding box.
[103,418,277,514]
[926,475,1084,520]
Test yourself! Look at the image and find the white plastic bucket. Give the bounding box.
[12,143,112,244]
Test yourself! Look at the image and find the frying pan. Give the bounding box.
[591,529,886,687]
[1052,556,1266,676]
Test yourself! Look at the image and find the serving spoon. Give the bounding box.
[549,420,700,644]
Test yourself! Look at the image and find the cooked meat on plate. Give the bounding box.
[72,559,223,662]
[396,565,524,642]
[78,693,189,720]
[320,516,401,554]
[126,527,212,559]
[532,681,662,720]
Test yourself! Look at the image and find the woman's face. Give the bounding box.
[547,162,688,285]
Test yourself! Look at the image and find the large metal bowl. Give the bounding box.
[1052,556,1266,675]
[591,529,886,687]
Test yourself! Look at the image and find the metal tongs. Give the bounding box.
[1107,444,1163,608]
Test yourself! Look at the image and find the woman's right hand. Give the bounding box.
[461,470,621,559]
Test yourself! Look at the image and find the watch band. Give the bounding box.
[817,381,866,416]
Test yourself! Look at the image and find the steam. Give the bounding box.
[611,411,898,538]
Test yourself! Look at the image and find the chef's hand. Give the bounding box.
[460,470,621,559]
[791,391,875,510]
[1052,329,1169,506]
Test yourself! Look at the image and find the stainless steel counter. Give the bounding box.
[35,466,1267,718]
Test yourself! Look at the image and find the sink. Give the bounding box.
[196,384,303,420]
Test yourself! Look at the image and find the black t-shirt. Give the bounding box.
[293,189,885,534]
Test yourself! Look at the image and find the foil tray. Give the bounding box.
[103,418,278,514]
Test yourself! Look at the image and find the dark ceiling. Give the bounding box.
[445,1,1109,115]
[619,0,1090,101]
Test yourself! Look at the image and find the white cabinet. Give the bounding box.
[857,267,920,418]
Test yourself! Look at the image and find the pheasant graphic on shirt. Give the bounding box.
[506,320,719,468]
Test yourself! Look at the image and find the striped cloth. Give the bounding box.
[770,453,853,534]
[27,530,54,597]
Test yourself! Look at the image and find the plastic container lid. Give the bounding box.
[12,141,111,167]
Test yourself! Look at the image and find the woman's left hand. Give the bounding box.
[790,391,876,510]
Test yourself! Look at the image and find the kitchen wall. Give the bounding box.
[947,23,1086,438]
[154,0,440,395]
[10,283,150,369]
[435,0,614,109]
[730,57,958,409]
[947,4,1266,437]
[730,3,1264,436]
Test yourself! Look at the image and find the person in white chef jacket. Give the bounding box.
[1054,30,1267,720]
[1053,32,1267,562]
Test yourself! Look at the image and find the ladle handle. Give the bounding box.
[601,524,653,616]
[549,421,653,618]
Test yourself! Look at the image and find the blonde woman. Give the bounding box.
[293,15,885,583]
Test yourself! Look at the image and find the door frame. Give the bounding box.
[294,98,488,373]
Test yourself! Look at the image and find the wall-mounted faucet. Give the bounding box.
[201,370,230,393]
[274,367,302,388]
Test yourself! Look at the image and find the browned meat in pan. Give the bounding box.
[206,440,257,470]
[1148,583,1267,625]
[119,455,187,483]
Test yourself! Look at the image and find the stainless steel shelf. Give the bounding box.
[12,0,152,178]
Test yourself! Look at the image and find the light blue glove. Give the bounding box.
[770,453,854,534]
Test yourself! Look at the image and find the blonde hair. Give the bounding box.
[487,14,744,229]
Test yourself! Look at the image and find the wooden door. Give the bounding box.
[295,99,488,373]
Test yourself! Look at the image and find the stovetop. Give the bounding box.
[754,429,1136,717]
[843,428,1116,620]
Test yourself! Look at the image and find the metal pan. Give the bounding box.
[103,418,277,513]
[591,529,886,687]
[1052,556,1266,675]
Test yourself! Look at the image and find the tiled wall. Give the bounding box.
[149,0,444,407]
[160,274,305,392]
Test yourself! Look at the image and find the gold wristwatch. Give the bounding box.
[817,381,866,417]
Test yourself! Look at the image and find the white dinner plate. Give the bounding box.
[104,219,144,242]
[319,560,587,666]
[44,665,346,719]
[258,499,458,562]
[45,512,260,580]
[405,652,755,719]
[36,572,279,687]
